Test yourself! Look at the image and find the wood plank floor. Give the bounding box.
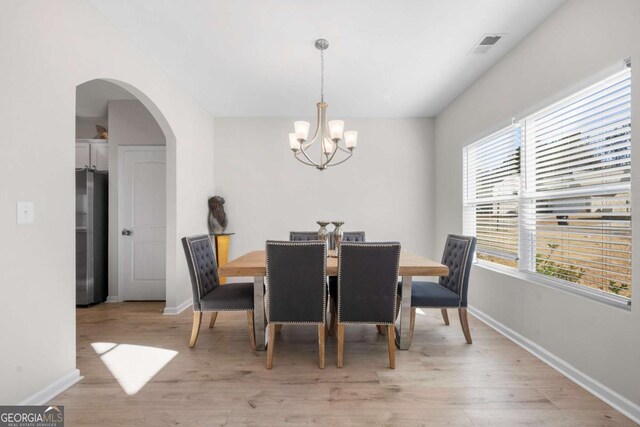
[52,302,636,426]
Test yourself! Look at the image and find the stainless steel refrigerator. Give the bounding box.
[76,169,108,306]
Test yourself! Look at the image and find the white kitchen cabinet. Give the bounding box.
[75,142,91,169]
[91,143,109,171]
[76,139,109,171]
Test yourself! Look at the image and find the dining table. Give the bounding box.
[218,250,449,351]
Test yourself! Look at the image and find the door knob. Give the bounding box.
[122,229,132,236]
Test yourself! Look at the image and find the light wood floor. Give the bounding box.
[52,302,636,426]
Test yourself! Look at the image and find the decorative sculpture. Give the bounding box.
[208,196,228,234]
[94,125,109,139]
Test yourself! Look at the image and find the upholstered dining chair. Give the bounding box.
[337,242,401,369]
[289,231,324,242]
[406,234,476,344]
[265,240,327,369]
[181,235,256,350]
[328,231,366,335]
[328,231,366,250]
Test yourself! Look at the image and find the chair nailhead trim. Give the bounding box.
[185,235,211,305]
[265,241,327,324]
[337,242,401,324]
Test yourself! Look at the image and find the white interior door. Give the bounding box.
[120,147,166,300]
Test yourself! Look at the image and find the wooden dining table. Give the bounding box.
[219,250,449,351]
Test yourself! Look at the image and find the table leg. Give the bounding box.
[396,275,413,350]
[253,275,266,351]
[215,235,230,284]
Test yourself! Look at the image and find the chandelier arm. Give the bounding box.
[323,138,340,165]
[293,154,318,167]
[298,146,321,167]
[335,144,351,154]
[325,150,353,167]
[304,103,322,148]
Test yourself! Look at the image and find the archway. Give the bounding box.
[75,78,177,308]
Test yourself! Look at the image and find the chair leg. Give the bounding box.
[208,312,218,328]
[189,311,202,348]
[387,325,395,369]
[266,324,276,369]
[441,308,450,325]
[275,324,283,334]
[409,307,416,344]
[318,324,325,369]
[376,325,385,335]
[337,324,345,368]
[246,311,256,351]
[329,299,338,336]
[459,308,472,344]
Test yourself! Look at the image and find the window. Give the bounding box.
[463,65,631,302]
[463,126,521,267]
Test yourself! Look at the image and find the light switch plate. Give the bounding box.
[17,201,34,224]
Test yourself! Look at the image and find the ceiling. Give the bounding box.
[76,79,136,117]
[87,0,564,118]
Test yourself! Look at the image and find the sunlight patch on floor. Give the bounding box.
[91,342,178,395]
[416,308,426,316]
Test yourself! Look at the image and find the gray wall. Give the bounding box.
[214,117,436,261]
[75,116,108,139]
[434,0,640,407]
[108,100,166,146]
[107,100,166,299]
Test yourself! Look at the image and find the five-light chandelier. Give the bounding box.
[288,39,358,170]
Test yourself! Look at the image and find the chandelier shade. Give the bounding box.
[289,39,358,170]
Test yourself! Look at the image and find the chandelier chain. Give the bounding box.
[320,47,324,103]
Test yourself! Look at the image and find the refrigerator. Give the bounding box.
[76,169,108,306]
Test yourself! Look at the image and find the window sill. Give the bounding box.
[473,260,632,311]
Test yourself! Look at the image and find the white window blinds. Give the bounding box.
[521,68,631,297]
[463,125,521,264]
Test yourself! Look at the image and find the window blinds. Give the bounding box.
[463,126,521,261]
[521,68,631,296]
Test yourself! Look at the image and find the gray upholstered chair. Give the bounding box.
[337,242,401,369]
[181,235,255,350]
[289,231,322,242]
[407,234,476,344]
[265,240,327,369]
[328,230,366,250]
[328,231,366,335]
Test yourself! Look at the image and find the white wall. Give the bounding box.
[107,100,166,300]
[434,0,640,410]
[75,116,108,139]
[0,0,214,404]
[214,118,436,261]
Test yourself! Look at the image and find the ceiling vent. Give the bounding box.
[469,34,504,54]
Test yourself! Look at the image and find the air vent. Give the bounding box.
[469,34,504,55]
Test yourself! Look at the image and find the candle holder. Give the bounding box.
[332,221,344,254]
[316,221,330,251]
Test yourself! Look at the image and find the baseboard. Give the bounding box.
[468,306,640,425]
[105,296,119,303]
[18,369,82,405]
[163,298,192,315]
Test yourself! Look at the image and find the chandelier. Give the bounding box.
[288,39,358,170]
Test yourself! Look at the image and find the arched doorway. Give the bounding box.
[75,78,177,306]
